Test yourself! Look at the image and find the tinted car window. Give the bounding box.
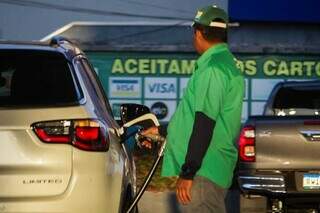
[0,50,82,107]
[273,85,320,109]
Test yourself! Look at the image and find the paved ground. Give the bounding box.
[138,191,319,213]
[139,191,179,213]
[138,190,240,213]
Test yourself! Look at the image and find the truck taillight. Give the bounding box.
[33,119,109,152]
[238,126,255,162]
[304,120,320,125]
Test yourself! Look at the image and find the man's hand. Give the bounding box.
[176,177,193,205]
[139,126,159,149]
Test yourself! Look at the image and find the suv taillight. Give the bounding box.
[33,119,109,152]
[238,126,255,162]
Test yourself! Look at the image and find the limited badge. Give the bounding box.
[195,11,203,19]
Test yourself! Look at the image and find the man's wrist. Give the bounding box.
[179,173,195,180]
[180,164,196,180]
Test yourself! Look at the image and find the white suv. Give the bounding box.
[0,38,137,213]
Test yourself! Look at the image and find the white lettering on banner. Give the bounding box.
[144,77,177,99]
[109,77,141,98]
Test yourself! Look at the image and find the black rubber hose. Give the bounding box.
[126,155,162,213]
[126,135,166,213]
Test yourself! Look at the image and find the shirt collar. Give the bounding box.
[196,43,228,68]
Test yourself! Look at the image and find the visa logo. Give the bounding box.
[116,84,134,91]
[148,83,176,93]
[112,80,138,91]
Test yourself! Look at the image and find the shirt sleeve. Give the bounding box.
[180,111,215,179]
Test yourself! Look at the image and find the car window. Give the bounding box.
[0,50,83,107]
[273,85,320,110]
[77,58,114,117]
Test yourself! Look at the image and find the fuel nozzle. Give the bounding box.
[136,133,165,143]
[135,132,166,156]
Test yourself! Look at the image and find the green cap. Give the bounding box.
[193,5,228,28]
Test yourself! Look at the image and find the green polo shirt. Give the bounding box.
[161,43,244,188]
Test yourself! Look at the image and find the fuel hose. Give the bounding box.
[126,133,166,213]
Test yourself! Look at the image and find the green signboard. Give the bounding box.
[86,52,320,122]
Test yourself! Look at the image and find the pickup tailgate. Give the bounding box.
[253,116,320,170]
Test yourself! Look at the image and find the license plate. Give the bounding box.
[303,174,320,189]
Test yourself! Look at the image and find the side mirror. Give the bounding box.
[120,104,150,124]
[117,104,160,141]
[118,113,160,140]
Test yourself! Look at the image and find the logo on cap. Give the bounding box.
[195,11,203,19]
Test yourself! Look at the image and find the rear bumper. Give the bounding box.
[239,174,286,194]
[238,170,320,198]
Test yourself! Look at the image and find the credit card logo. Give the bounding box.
[145,77,177,99]
[145,100,176,122]
[151,102,168,120]
[110,77,141,98]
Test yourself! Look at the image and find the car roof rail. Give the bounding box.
[50,36,74,46]
[49,36,84,60]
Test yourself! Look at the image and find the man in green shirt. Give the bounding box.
[142,5,244,213]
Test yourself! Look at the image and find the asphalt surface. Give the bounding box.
[139,191,319,213]
[139,191,179,213]
[138,190,240,213]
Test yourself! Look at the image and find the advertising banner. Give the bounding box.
[87,52,320,122]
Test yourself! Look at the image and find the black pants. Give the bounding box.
[179,176,227,213]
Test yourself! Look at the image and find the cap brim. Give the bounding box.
[209,22,227,28]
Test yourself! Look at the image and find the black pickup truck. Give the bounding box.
[238,80,320,212]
